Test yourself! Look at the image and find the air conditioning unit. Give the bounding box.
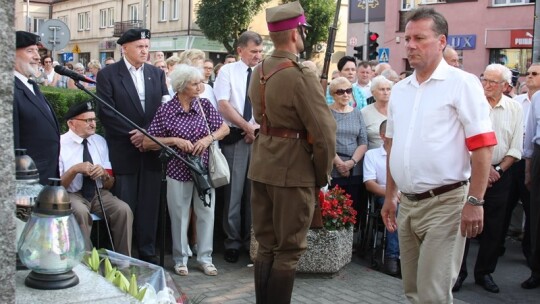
[314,43,326,53]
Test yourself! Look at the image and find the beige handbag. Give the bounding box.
[197,99,230,188]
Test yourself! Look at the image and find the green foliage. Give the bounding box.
[196,0,271,53]
[282,0,336,59]
[40,86,104,135]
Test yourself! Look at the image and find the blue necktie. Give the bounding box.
[243,67,252,121]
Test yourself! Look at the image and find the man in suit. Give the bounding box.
[248,2,336,302]
[13,31,60,185]
[96,28,169,264]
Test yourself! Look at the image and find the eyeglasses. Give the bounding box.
[480,77,505,86]
[72,118,97,124]
[334,88,353,95]
[526,71,539,77]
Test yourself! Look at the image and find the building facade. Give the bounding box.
[384,0,534,76]
[15,0,348,76]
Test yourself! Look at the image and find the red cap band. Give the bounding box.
[268,14,307,32]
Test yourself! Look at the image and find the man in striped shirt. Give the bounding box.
[455,64,523,293]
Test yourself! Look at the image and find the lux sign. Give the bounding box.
[447,35,476,50]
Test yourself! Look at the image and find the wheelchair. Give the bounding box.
[358,193,387,270]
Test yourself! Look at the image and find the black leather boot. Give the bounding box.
[254,260,273,304]
[266,268,296,304]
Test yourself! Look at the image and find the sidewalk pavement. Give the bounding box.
[163,234,540,304]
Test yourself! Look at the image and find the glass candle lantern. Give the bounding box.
[17,178,85,290]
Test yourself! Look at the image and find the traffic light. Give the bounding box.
[353,45,363,60]
[368,32,379,60]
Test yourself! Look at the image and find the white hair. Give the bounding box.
[170,64,203,93]
[484,63,512,85]
[370,75,393,92]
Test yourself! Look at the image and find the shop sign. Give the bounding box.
[447,35,476,50]
[510,30,533,48]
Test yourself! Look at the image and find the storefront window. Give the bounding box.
[489,48,532,74]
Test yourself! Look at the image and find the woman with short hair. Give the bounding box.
[360,75,393,150]
[329,76,368,222]
[144,64,229,277]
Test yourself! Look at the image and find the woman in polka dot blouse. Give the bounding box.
[144,64,229,276]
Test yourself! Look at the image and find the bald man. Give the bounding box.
[444,46,460,68]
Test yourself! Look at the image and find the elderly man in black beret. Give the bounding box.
[96,28,169,264]
[59,101,133,256]
[13,31,60,185]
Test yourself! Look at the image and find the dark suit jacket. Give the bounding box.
[96,59,168,174]
[13,77,60,185]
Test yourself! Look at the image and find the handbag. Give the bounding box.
[197,99,231,188]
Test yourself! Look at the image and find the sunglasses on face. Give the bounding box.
[526,71,539,76]
[335,88,353,96]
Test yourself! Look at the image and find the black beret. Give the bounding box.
[64,101,94,120]
[117,28,151,45]
[16,31,41,49]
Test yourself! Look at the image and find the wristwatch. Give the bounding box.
[495,165,504,176]
[467,195,485,206]
[351,158,358,167]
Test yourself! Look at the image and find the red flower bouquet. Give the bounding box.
[319,186,357,231]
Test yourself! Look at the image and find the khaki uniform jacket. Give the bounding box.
[248,50,336,188]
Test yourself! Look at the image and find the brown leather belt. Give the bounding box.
[402,181,468,201]
[259,126,307,139]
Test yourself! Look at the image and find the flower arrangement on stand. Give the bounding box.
[250,185,358,274]
[319,185,357,231]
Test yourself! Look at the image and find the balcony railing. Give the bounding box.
[113,20,143,37]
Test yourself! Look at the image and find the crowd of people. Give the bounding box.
[11,1,540,303]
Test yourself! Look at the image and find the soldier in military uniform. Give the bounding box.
[248,2,337,303]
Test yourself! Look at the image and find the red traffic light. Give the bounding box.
[369,32,379,41]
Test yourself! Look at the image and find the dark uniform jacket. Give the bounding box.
[248,50,336,188]
[96,60,168,174]
[13,77,60,185]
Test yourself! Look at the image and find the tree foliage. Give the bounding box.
[196,0,271,54]
[282,0,336,59]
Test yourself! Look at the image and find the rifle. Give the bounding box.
[320,0,342,93]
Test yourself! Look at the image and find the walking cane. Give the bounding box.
[94,181,115,252]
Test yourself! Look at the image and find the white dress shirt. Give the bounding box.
[124,58,146,111]
[363,145,387,186]
[387,59,495,193]
[514,93,532,130]
[59,130,111,193]
[489,95,523,164]
[213,60,255,126]
[14,70,35,94]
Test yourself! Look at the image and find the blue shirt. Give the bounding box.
[524,91,540,158]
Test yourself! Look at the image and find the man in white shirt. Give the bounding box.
[381,8,496,303]
[213,31,263,263]
[454,64,523,293]
[356,61,372,99]
[363,120,400,275]
[59,102,133,256]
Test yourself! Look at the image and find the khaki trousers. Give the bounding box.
[251,181,315,270]
[398,185,468,304]
[70,189,133,256]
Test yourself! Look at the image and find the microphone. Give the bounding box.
[54,65,96,84]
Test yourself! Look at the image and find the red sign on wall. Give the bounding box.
[511,30,533,48]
